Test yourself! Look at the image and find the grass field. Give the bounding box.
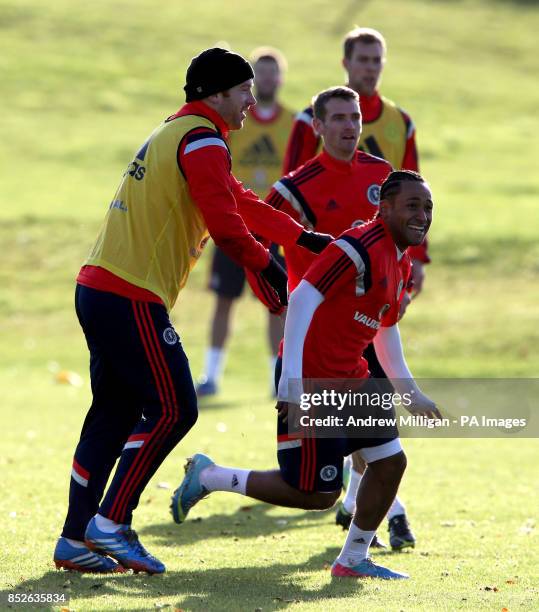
[1,0,538,609]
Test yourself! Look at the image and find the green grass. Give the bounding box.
[1,0,539,609]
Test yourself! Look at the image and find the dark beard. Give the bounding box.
[255,92,276,105]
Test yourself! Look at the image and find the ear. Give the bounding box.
[378,199,390,220]
[204,92,223,108]
[312,117,323,137]
[342,56,349,72]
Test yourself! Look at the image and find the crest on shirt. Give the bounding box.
[378,303,390,320]
[163,328,178,345]
[366,184,381,206]
[320,465,338,482]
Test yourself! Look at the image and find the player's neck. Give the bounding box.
[251,100,280,121]
[322,146,355,164]
[359,92,382,123]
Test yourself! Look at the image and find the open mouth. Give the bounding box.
[408,224,426,236]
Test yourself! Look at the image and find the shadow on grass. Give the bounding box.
[3,506,408,609]
[4,547,363,611]
[139,502,330,546]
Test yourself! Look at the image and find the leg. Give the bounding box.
[97,299,198,526]
[353,450,407,530]
[333,440,409,580]
[198,247,245,395]
[267,245,286,391]
[72,290,197,573]
[171,416,344,522]
[267,311,284,396]
[56,286,144,573]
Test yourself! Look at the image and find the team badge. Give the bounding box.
[320,465,338,482]
[367,184,381,206]
[163,328,177,345]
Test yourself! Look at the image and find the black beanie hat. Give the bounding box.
[184,48,255,102]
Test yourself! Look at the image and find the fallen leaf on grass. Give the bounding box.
[55,370,83,387]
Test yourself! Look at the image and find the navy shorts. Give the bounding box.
[274,358,401,493]
[209,244,286,299]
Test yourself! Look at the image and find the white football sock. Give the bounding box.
[199,465,250,495]
[204,347,225,383]
[95,513,126,533]
[342,468,362,515]
[336,523,375,567]
[65,538,86,548]
[387,495,406,520]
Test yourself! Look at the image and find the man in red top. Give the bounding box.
[54,47,331,575]
[172,170,441,580]
[249,86,413,546]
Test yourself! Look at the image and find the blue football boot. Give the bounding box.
[85,517,165,574]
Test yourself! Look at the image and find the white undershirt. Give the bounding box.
[277,280,324,403]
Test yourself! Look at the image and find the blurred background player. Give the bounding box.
[197,48,295,397]
[284,27,429,546]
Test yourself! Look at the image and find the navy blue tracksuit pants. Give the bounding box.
[62,285,198,540]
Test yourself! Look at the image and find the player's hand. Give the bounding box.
[398,291,412,320]
[410,259,425,298]
[260,253,288,306]
[406,390,442,420]
[296,230,333,254]
[276,401,290,422]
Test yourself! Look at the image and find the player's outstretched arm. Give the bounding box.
[373,324,441,420]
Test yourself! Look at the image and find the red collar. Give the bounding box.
[359,91,383,123]
[173,101,230,138]
[249,103,282,124]
[318,148,355,174]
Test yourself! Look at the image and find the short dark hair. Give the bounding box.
[343,27,387,60]
[250,46,287,72]
[380,170,425,201]
[312,86,359,121]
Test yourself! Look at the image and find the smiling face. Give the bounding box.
[217,79,257,130]
[380,180,433,250]
[343,40,385,96]
[313,96,362,161]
